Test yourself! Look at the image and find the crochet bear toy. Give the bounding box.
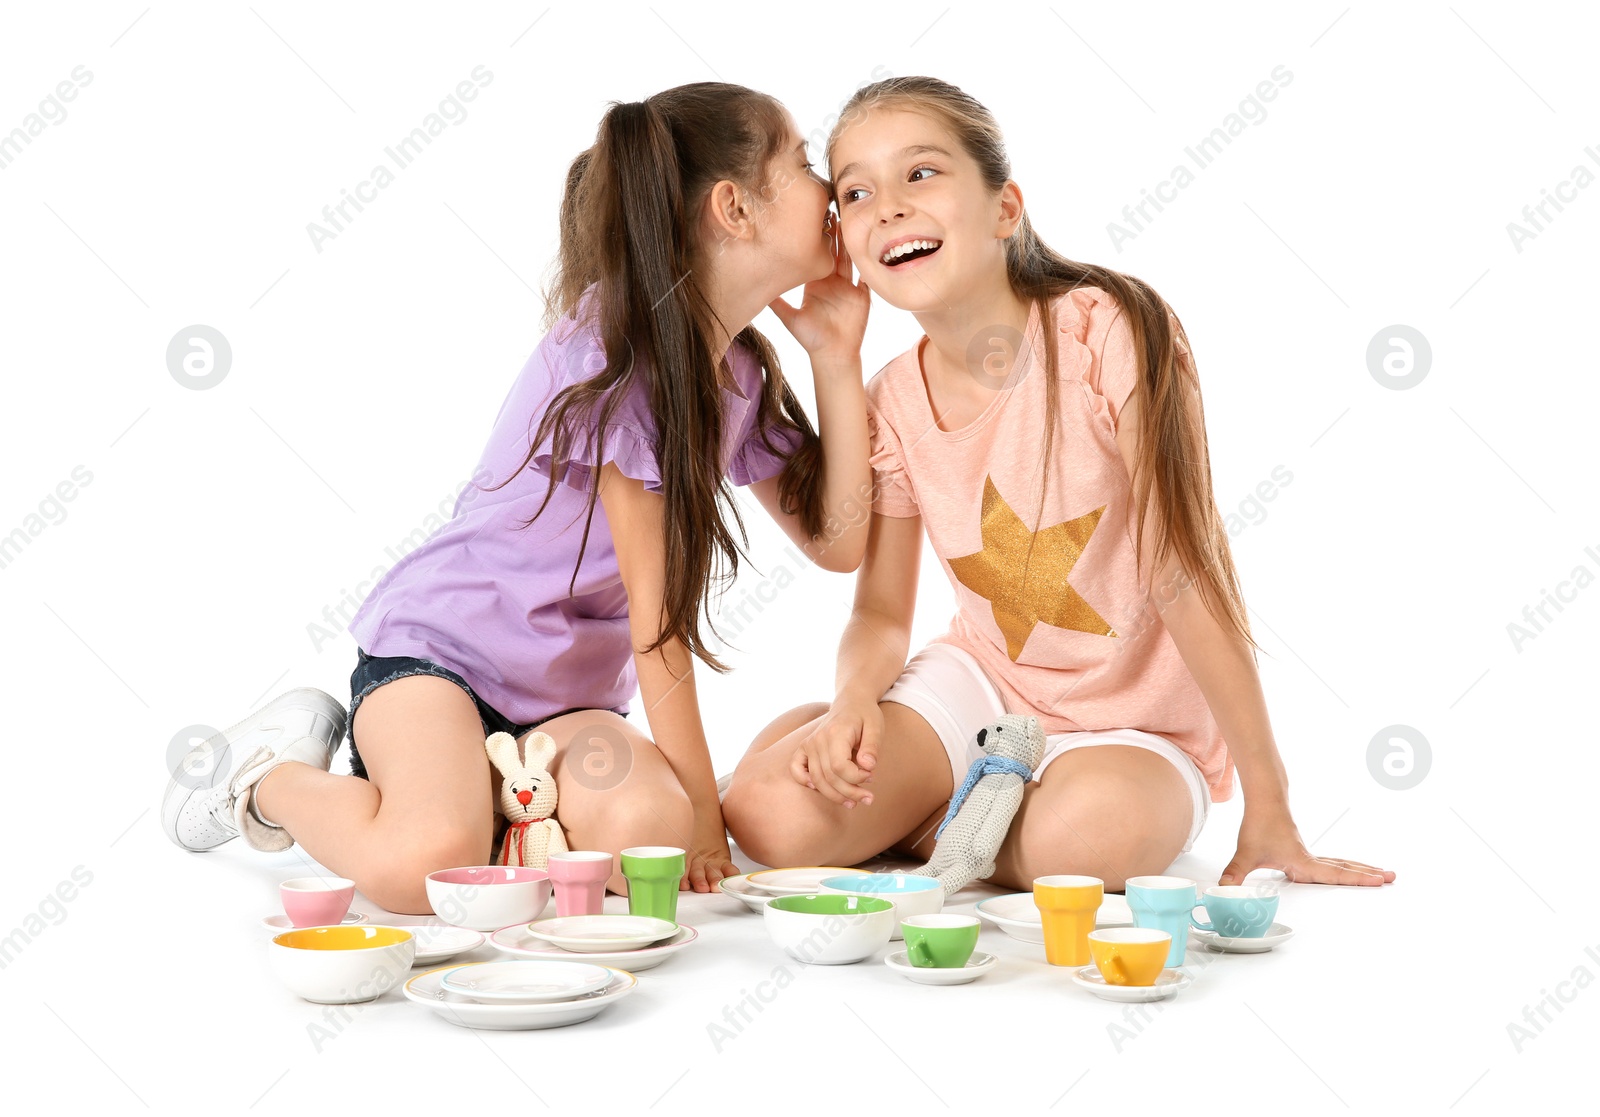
[910,714,1046,896]
[486,730,568,870]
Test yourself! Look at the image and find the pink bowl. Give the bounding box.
[424,865,551,931]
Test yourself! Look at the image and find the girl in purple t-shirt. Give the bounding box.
[161,83,873,912]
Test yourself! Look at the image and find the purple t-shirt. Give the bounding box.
[347,296,799,724]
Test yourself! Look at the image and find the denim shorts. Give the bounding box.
[345,648,620,781]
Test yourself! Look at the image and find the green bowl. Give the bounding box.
[767,893,895,916]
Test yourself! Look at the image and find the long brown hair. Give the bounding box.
[500,84,825,671]
[827,76,1256,656]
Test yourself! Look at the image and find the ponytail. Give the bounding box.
[499,85,823,670]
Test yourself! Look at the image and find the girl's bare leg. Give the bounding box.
[722,700,953,869]
[892,745,1194,892]
[252,675,497,914]
[518,709,693,894]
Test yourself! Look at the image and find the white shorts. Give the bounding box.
[880,642,1210,852]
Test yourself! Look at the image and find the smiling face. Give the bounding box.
[829,107,1018,312]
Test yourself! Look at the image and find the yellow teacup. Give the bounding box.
[1089,927,1172,986]
[1033,875,1103,967]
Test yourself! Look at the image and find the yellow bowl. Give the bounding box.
[269,925,416,1003]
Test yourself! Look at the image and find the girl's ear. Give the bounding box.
[996,180,1025,239]
[704,179,754,247]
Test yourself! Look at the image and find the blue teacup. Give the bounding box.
[1125,875,1198,968]
[1190,885,1279,938]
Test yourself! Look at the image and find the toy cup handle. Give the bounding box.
[1189,904,1213,932]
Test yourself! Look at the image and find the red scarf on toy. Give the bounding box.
[500,817,547,866]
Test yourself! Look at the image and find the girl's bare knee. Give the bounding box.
[364,826,495,914]
[996,789,1158,891]
[554,750,693,854]
[748,703,829,751]
[724,772,835,868]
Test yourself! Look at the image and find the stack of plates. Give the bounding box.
[490,914,698,971]
[405,959,637,1030]
[719,867,873,911]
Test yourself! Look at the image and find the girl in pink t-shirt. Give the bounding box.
[161,83,873,911]
[725,77,1393,892]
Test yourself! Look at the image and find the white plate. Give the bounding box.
[262,912,367,931]
[972,893,1132,943]
[491,923,698,970]
[884,950,998,986]
[1191,922,1295,953]
[1072,966,1191,1003]
[404,965,635,1030]
[745,867,872,895]
[439,959,613,1003]
[525,914,679,953]
[409,927,485,965]
[718,874,774,912]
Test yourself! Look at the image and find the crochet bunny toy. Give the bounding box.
[910,714,1046,896]
[486,730,568,870]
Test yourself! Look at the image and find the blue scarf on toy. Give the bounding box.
[935,755,1035,839]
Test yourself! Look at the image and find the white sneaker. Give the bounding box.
[161,688,348,852]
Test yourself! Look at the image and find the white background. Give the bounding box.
[1,2,1595,1113]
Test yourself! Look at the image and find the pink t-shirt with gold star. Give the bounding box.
[866,287,1234,802]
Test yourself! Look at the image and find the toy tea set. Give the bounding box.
[719,715,1293,1000]
[265,719,1293,1028]
[266,731,696,1029]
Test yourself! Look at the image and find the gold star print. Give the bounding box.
[947,475,1116,661]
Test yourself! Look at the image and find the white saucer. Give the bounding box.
[404,965,636,1030]
[490,923,697,970]
[409,926,485,965]
[972,893,1133,944]
[262,912,367,931]
[718,874,775,912]
[440,959,613,1003]
[745,866,872,895]
[525,914,679,953]
[1071,966,1190,1002]
[884,950,998,986]
[1191,922,1295,953]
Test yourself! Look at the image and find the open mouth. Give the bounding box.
[880,238,943,268]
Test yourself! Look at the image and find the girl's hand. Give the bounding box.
[766,216,870,363]
[682,837,739,893]
[790,696,880,807]
[1219,807,1396,887]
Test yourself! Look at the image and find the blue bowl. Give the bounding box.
[819,874,943,939]
[819,873,941,895]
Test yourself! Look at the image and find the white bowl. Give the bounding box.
[269,925,416,1004]
[763,893,896,965]
[819,873,944,941]
[425,866,551,932]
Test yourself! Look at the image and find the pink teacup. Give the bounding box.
[548,852,613,917]
[280,877,356,928]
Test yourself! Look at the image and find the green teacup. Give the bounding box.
[619,846,685,923]
[901,914,980,968]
